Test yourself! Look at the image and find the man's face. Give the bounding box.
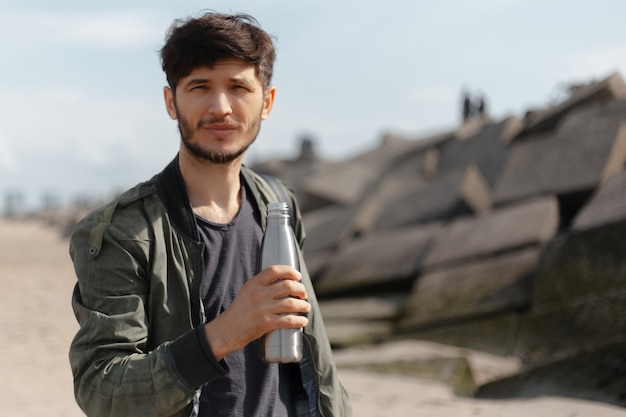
[164,59,275,164]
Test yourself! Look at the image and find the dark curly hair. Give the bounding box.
[160,12,276,91]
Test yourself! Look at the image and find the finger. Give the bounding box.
[256,265,302,285]
[275,312,309,329]
[274,297,311,315]
[271,279,308,300]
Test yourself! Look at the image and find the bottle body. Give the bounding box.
[259,202,303,363]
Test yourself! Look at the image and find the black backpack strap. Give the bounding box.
[260,174,296,231]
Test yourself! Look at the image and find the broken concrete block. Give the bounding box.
[423,196,558,269]
[314,222,443,296]
[493,100,626,205]
[252,154,333,213]
[343,173,424,238]
[333,340,522,388]
[324,321,394,348]
[477,342,626,408]
[302,134,444,206]
[572,170,626,231]
[319,295,405,322]
[372,165,491,231]
[513,292,626,366]
[530,218,626,307]
[304,161,381,206]
[401,312,522,357]
[439,119,511,188]
[520,72,626,137]
[499,116,524,144]
[401,247,541,329]
[320,294,406,348]
[303,249,332,281]
[342,356,478,397]
[302,204,355,253]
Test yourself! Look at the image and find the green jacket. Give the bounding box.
[69,157,351,417]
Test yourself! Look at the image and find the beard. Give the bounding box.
[176,108,262,165]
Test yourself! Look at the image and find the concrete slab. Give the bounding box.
[315,222,443,296]
[400,312,522,357]
[302,133,449,206]
[252,153,333,213]
[302,204,355,253]
[303,249,332,281]
[344,173,424,238]
[324,320,394,348]
[572,170,626,231]
[402,248,541,329]
[319,295,405,322]
[493,99,626,205]
[423,196,558,269]
[438,120,511,188]
[480,342,626,408]
[334,340,522,387]
[531,218,626,306]
[514,291,626,366]
[519,71,626,137]
[372,165,491,231]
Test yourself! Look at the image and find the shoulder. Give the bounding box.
[70,178,162,259]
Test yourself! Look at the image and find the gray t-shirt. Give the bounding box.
[196,183,296,417]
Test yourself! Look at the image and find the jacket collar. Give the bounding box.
[155,155,269,241]
[156,155,199,241]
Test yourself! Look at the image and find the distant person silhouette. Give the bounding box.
[462,90,472,122]
[478,95,487,116]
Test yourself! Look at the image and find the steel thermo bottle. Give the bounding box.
[259,202,303,363]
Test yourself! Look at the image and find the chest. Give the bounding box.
[195,190,263,317]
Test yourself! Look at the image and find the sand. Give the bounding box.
[1,218,624,417]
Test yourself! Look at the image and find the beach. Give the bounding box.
[1,218,623,416]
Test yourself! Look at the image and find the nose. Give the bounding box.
[207,90,232,118]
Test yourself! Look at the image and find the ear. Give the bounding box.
[163,86,178,120]
[260,86,276,120]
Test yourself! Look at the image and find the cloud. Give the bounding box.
[0,83,177,169]
[0,10,163,49]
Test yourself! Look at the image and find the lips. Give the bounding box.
[204,123,236,129]
[199,121,239,137]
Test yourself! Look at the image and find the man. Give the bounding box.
[69,12,351,417]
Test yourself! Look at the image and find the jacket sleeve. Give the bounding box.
[68,206,227,417]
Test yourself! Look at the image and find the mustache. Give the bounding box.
[197,117,239,129]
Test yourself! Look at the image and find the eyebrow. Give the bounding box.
[183,76,256,89]
[229,75,256,87]
[183,78,209,89]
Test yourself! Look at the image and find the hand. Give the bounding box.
[203,265,310,360]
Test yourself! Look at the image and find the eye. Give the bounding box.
[232,84,251,92]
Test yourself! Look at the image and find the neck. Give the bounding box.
[178,149,244,224]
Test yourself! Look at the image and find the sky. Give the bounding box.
[1,0,626,212]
